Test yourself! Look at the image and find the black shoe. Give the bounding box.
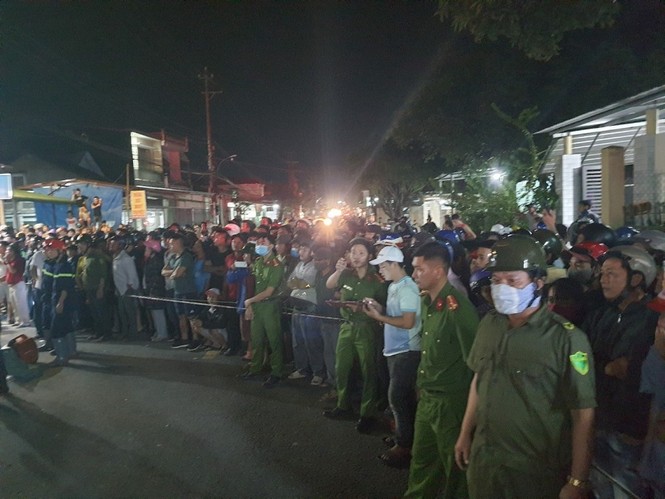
[323,407,354,420]
[356,417,376,434]
[263,375,281,388]
[223,347,239,356]
[186,341,203,352]
[238,371,261,381]
[171,339,189,349]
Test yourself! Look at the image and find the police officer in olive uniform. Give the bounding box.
[455,235,597,499]
[323,238,387,433]
[242,234,285,388]
[76,235,111,341]
[403,242,479,498]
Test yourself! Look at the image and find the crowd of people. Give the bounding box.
[0,200,664,498]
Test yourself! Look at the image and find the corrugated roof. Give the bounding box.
[538,85,665,135]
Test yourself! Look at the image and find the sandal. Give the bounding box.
[378,448,411,469]
[382,436,396,448]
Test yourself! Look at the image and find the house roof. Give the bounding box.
[539,85,665,175]
[538,85,665,136]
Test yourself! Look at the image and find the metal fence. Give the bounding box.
[623,202,665,229]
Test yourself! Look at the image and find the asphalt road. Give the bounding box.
[0,325,408,498]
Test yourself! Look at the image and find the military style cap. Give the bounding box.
[487,235,547,273]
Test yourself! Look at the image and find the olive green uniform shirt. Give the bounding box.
[337,267,387,321]
[252,254,285,306]
[77,252,109,291]
[467,306,597,473]
[417,282,479,393]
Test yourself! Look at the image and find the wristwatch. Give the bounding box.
[566,475,588,489]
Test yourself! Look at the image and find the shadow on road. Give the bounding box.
[0,395,220,497]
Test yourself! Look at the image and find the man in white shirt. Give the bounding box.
[28,238,46,336]
[110,236,140,340]
[364,245,422,469]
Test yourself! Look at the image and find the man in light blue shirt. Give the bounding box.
[364,245,421,469]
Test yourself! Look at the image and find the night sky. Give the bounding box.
[2,1,664,201]
[1,1,446,196]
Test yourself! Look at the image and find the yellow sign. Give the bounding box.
[130,190,147,219]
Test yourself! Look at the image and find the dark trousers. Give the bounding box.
[32,288,45,336]
[85,290,112,338]
[164,289,179,338]
[223,307,242,351]
[0,348,8,391]
[387,351,421,448]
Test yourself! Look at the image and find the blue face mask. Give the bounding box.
[491,282,540,315]
[291,248,299,258]
[255,244,270,257]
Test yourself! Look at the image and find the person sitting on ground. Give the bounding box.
[188,288,227,352]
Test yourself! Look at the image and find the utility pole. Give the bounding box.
[198,67,223,223]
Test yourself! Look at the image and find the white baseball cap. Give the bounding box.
[370,245,404,265]
[491,224,512,235]
[223,223,240,236]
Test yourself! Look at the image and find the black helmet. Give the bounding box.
[75,234,93,245]
[512,228,532,237]
[532,229,563,261]
[577,223,616,247]
[487,235,547,275]
[109,235,127,248]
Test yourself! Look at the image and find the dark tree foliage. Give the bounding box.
[351,139,443,222]
[437,0,620,61]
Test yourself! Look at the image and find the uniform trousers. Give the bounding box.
[335,321,378,417]
[249,302,283,377]
[405,391,468,499]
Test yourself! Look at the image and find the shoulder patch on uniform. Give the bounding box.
[446,295,458,311]
[563,322,575,330]
[569,351,589,375]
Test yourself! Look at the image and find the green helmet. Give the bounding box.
[532,229,563,261]
[487,235,547,274]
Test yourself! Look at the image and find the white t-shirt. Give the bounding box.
[383,275,422,356]
[29,250,46,289]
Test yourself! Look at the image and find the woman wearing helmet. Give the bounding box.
[455,235,596,499]
[583,245,658,498]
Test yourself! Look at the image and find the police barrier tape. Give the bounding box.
[590,464,642,499]
[128,294,346,323]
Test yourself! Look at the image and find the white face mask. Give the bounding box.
[491,282,540,315]
[255,244,270,257]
